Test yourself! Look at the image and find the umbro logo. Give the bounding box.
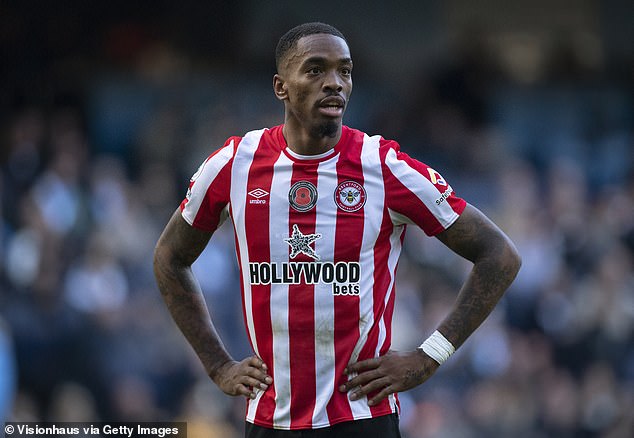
[248,188,269,205]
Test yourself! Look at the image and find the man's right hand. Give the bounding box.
[211,356,273,399]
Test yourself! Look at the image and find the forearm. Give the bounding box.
[437,249,519,349]
[434,204,521,349]
[153,247,233,379]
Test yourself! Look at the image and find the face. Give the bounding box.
[274,34,353,139]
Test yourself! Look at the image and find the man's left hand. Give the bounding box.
[339,350,439,406]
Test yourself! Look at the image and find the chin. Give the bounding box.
[312,120,340,139]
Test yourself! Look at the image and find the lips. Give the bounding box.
[319,96,345,108]
[318,96,345,117]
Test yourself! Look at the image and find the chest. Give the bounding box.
[232,157,386,264]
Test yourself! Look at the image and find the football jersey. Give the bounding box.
[180,125,466,430]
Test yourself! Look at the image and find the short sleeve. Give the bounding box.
[180,138,236,232]
[382,143,466,236]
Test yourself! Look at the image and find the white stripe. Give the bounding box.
[181,141,234,227]
[375,222,403,415]
[229,129,266,423]
[311,157,339,428]
[384,148,459,228]
[269,152,294,429]
[246,386,266,423]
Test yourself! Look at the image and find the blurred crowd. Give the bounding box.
[1,3,633,438]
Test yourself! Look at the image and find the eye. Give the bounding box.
[341,67,352,76]
[308,67,322,75]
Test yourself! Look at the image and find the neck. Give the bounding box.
[282,119,342,156]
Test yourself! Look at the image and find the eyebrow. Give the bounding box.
[301,56,353,66]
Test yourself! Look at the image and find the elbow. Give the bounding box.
[503,239,522,281]
[153,242,173,285]
[507,232,522,271]
[153,240,192,293]
[153,243,178,301]
[152,243,164,277]
[478,234,522,286]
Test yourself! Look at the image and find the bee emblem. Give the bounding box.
[334,181,366,212]
[342,189,360,204]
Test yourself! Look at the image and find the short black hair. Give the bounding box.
[275,22,347,71]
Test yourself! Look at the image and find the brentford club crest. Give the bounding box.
[289,181,318,212]
[335,181,366,212]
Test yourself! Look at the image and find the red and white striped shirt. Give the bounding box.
[180,125,466,430]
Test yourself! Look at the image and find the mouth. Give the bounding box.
[317,96,346,117]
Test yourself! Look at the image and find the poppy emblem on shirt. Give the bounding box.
[289,181,318,212]
[334,181,366,212]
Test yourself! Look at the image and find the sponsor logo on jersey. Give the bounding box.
[289,181,318,212]
[284,224,322,260]
[248,224,360,295]
[435,186,453,205]
[427,168,447,186]
[248,188,269,204]
[249,261,361,296]
[334,180,366,212]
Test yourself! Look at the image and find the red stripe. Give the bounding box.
[362,204,397,416]
[370,245,399,415]
[287,162,319,428]
[360,208,393,361]
[370,143,403,367]
[326,128,365,423]
[378,228,406,359]
[241,130,280,423]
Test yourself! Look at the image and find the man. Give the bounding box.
[153,22,521,438]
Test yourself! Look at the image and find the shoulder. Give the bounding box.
[194,126,274,175]
[212,125,280,159]
[234,126,276,149]
[341,125,401,155]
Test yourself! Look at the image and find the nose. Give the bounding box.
[322,70,343,93]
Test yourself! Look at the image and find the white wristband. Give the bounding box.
[418,330,455,365]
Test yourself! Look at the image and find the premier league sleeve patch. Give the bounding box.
[334,180,366,212]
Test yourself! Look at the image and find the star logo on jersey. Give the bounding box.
[284,224,322,261]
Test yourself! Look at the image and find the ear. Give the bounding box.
[273,74,288,101]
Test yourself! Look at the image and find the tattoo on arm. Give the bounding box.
[153,209,233,378]
[435,204,521,348]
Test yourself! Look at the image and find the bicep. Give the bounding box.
[155,208,214,267]
[435,204,514,263]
